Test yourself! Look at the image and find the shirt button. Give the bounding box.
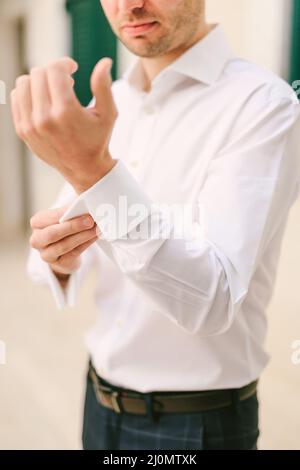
[143,104,155,114]
[130,160,139,168]
[116,319,123,327]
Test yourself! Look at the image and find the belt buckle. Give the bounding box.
[110,390,122,414]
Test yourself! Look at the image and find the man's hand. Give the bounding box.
[30,207,98,287]
[10,57,118,193]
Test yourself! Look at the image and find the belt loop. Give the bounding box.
[111,390,123,414]
[144,393,160,423]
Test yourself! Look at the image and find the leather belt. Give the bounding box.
[88,362,258,415]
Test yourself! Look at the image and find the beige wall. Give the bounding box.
[206,0,292,77]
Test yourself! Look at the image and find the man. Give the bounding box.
[11,0,300,450]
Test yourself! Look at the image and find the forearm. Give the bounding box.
[59,161,235,336]
[94,214,233,336]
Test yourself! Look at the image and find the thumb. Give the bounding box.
[90,57,114,114]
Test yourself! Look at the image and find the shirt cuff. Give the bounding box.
[59,160,153,241]
[42,263,78,309]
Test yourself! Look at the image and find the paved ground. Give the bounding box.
[1,199,300,449]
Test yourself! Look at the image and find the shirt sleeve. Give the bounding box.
[60,90,300,335]
[26,181,98,310]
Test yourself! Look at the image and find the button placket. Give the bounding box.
[128,97,158,176]
[129,160,139,168]
[143,103,155,115]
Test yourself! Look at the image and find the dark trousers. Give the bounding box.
[82,371,259,450]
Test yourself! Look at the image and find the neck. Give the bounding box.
[141,23,215,92]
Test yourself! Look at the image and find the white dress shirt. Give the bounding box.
[27,24,300,392]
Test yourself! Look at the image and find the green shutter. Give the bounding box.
[66,0,117,106]
[289,0,300,85]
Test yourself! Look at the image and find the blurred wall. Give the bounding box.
[207,0,292,77]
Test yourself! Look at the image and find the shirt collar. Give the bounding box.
[123,23,235,91]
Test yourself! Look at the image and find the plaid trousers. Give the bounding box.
[82,370,259,450]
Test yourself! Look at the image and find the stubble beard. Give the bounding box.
[117,2,204,58]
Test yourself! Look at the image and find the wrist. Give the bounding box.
[68,153,117,194]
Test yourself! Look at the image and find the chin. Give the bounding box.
[126,45,160,58]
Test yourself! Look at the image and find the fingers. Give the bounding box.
[50,236,98,275]
[12,57,79,136]
[10,89,21,135]
[46,57,79,109]
[38,226,98,264]
[51,57,79,75]
[91,58,113,92]
[50,257,81,276]
[49,237,97,275]
[30,206,71,229]
[30,214,95,249]
[90,58,116,119]
[30,66,51,120]
[14,75,33,134]
[68,235,98,257]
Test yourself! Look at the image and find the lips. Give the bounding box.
[122,21,158,37]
